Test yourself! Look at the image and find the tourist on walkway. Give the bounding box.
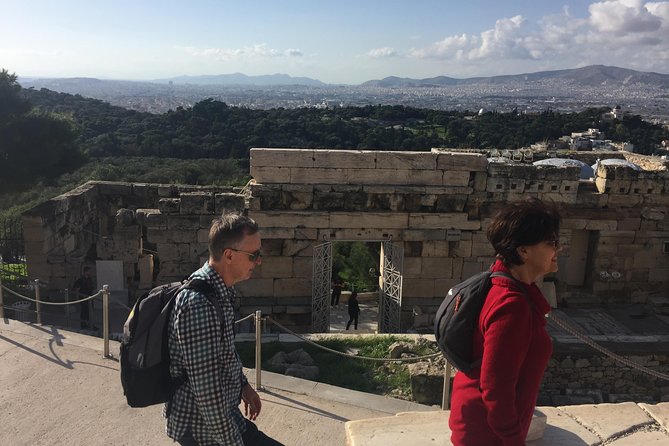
[346,291,360,330]
[165,213,283,446]
[449,198,560,446]
[330,276,343,306]
[72,266,95,329]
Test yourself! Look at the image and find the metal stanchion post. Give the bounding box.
[442,361,452,410]
[64,288,69,327]
[0,255,4,319]
[102,285,110,358]
[34,279,42,325]
[255,310,262,390]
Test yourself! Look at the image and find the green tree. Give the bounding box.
[0,69,30,120]
[0,69,84,192]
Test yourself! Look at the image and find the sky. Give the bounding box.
[2,0,669,84]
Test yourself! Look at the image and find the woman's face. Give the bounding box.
[522,238,561,278]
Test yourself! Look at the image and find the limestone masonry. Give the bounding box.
[22,148,669,332]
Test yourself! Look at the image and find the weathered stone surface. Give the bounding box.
[330,212,408,229]
[312,149,373,169]
[376,152,437,170]
[215,193,245,214]
[250,147,314,168]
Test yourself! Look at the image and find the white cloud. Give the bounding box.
[179,44,303,61]
[384,1,669,75]
[589,0,661,33]
[367,47,399,58]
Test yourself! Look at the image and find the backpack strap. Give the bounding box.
[171,278,223,395]
[489,271,537,312]
[183,278,223,328]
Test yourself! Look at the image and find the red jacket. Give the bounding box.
[449,260,553,445]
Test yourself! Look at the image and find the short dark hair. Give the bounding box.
[486,198,561,266]
[208,213,259,261]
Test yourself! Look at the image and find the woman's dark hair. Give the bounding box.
[486,198,561,266]
[208,213,259,261]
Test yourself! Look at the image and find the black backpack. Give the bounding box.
[120,277,219,408]
[434,271,517,372]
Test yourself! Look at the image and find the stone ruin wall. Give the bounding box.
[248,148,669,329]
[23,181,245,299]
[21,148,669,332]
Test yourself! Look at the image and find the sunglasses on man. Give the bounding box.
[229,248,263,262]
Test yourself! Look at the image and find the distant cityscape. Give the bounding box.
[18,65,669,121]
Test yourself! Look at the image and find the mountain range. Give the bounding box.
[19,65,669,89]
[361,65,669,88]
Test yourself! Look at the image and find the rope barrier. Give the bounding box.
[547,313,669,381]
[1,285,101,305]
[235,313,255,325]
[266,316,441,363]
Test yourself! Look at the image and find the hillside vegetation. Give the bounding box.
[3,68,669,218]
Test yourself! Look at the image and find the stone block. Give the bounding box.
[157,243,191,261]
[260,228,295,239]
[452,239,473,258]
[197,228,209,244]
[421,241,450,257]
[250,166,291,184]
[618,218,641,231]
[249,211,330,228]
[435,151,488,171]
[167,215,201,230]
[585,220,617,231]
[408,213,480,230]
[560,180,579,195]
[347,168,411,186]
[402,229,446,241]
[486,177,525,193]
[294,228,318,240]
[421,257,454,278]
[282,240,314,257]
[650,268,669,283]
[642,194,669,206]
[473,172,487,191]
[401,278,435,298]
[375,151,437,170]
[320,228,403,241]
[180,192,214,215]
[235,278,275,298]
[608,194,642,207]
[273,278,313,297]
[293,257,312,278]
[462,260,485,278]
[402,257,422,277]
[442,171,471,187]
[312,149,374,169]
[136,209,167,229]
[250,148,314,168]
[330,212,408,229]
[215,193,246,214]
[158,198,180,214]
[642,207,667,221]
[256,256,293,278]
[290,167,346,184]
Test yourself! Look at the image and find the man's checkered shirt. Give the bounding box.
[164,262,249,445]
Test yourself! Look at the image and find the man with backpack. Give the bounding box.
[165,213,282,446]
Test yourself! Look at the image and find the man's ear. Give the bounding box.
[223,248,234,263]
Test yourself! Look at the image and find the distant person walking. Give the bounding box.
[346,291,360,330]
[72,266,95,329]
[330,276,343,307]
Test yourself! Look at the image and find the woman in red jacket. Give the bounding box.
[449,198,561,446]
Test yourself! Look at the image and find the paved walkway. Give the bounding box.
[3,317,669,445]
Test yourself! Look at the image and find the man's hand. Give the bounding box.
[242,383,262,421]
